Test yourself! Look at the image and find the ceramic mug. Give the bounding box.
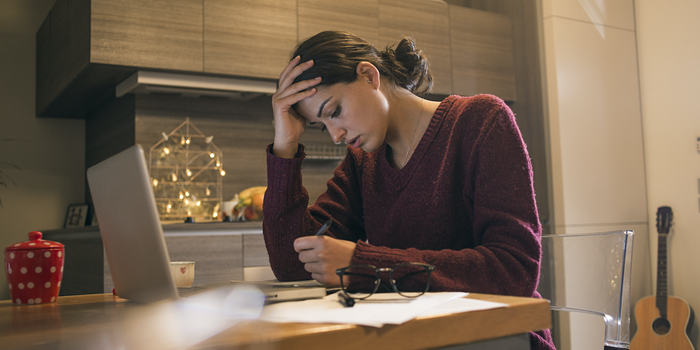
[169,261,195,288]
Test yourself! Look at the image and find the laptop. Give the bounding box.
[87,144,326,304]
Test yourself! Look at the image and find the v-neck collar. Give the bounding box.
[379,96,456,190]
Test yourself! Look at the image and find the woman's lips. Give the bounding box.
[347,136,360,148]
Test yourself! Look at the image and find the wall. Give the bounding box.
[539,0,651,349]
[0,0,85,300]
[636,0,700,346]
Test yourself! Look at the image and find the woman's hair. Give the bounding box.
[291,31,433,96]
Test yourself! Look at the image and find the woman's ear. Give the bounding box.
[356,61,380,89]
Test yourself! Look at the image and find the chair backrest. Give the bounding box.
[539,230,634,349]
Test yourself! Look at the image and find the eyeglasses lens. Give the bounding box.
[343,266,379,299]
[392,264,430,297]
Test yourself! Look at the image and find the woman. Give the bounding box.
[263,31,554,350]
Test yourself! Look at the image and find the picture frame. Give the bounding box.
[65,204,89,228]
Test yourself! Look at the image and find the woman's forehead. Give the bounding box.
[297,86,337,121]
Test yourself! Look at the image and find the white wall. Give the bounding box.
[0,0,85,300]
[636,0,700,346]
[539,0,652,349]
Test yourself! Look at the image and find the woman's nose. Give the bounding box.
[328,125,346,145]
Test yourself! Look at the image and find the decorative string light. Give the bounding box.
[149,118,224,222]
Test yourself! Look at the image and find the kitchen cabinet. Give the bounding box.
[36,0,518,118]
[298,0,379,44]
[449,6,516,101]
[204,0,297,79]
[91,0,203,71]
[41,222,269,296]
[378,0,452,95]
[36,0,205,118]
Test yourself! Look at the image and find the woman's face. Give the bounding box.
[295,77,389,153]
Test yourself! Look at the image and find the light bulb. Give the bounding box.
[205,187,211,196]
[186,138,191,145]
[212,212,218,218]
[196,201,201,206]
[184,191,190,197]
[163,147,170,155]
[180,136,185,145]
[184,199,190,205]
[171,173,178,182]
[167,203,172,209]
[220,170,226,176]
[152,179,159,187]
[179,192,184,200]
[216,161,221,167]
[186,169,192,177]
[209,152,215,158]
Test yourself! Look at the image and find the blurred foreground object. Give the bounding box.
[0,284,264,350]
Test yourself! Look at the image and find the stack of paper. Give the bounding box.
[259,292,507,327]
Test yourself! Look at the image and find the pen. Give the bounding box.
[337,290,355,307]
[315,218,333,236]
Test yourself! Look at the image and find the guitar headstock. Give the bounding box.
[656,206,673,235]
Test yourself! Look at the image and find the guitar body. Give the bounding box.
[630,207,695,350]
[631,295,694,350]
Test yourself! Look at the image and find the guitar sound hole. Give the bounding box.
[652,317,671,335]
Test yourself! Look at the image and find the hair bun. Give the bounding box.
[380,37,433,96]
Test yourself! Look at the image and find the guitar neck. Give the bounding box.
[656,233,668,318]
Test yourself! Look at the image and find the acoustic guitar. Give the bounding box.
[630,206,695,350]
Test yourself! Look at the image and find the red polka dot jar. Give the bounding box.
[4,231,65,305]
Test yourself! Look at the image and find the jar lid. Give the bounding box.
[5,231,64,251]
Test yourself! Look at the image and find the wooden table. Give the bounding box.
[0,293,551,350]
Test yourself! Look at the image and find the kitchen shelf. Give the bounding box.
[304,144,347,160]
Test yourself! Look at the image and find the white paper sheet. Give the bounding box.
[259,292,507,327]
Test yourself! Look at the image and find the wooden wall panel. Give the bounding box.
[165,235,244,285]
[298,0,379,44]
[378,0,452,95]
[91,0,203,72]
[204,0,297,79]
[134,94,339,207]
[48,0,91,103]
[85,95,136,169]
[449,6,516,101]
[243,234,269,267]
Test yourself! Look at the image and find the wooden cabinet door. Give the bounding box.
[204,0,297,79]
[378,0,452,95]
[298,0,379,45]
[449,6,516,101]
[91,0,203,72]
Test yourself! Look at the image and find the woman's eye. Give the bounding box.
[331,107,341,118]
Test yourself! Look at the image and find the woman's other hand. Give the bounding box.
[294,235,356,287]
[271,56,321,158]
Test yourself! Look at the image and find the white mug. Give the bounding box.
[169,261,195,287]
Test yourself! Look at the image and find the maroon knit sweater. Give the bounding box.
[263,95,555,350]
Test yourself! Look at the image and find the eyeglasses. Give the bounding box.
[335,262,435,307]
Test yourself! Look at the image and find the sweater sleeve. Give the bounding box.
[262,144,365,281]
[349,96,542,298]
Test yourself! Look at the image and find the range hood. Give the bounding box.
[115,71,278,101]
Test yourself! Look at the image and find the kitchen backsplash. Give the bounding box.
[133,94,341,207]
